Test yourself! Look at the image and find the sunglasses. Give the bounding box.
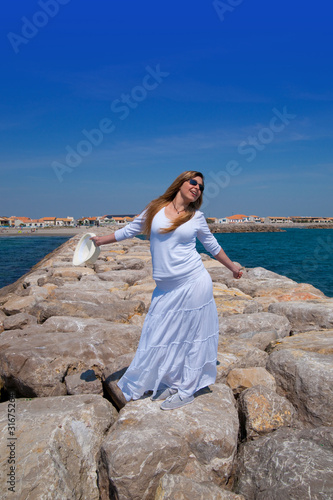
[189,178,204,192]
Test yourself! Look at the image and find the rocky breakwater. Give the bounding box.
[0,230,332,499]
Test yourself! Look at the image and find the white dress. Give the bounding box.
[114,207,222,401]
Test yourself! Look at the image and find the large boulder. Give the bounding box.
[30,296,145,323]
[267,348,333,426]
[98,383,239,499]
[268,301,333,333]
[238,385,296,439]
[226,367,276,395]
[155,474,245,499]
[216,341,268,383]
[267,329,333,355]
[219,312,291,348]
[235,426,333,499]
[0,319,141,397]
[213,284,259,316]
[0,395,117,500]
[3,312,37,330]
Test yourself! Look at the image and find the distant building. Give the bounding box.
[264,216,291,224]
[226,214,252,223]
[77,217,99,226]
[0,217,9,226]
[55,217,75,226]
[8,216,32,227]
[39,217,57,226]
[25,219,45,228]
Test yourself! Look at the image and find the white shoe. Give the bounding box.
[160,393,194,410]
[150,388,177,401]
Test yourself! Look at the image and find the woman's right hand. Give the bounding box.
[90,233,117,246]
[90,236,104,247]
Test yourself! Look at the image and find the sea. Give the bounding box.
[0,228,332,297]
[0,236,71,290]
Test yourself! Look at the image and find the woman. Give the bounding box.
[91,171,242,410]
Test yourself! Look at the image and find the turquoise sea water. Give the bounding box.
[0,229,332,297]
[0,236,71,290]
[198,228,333,297]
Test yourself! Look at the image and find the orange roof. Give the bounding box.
[9,216,31,221]
[40,217,56,221]
[227,214,248,220]
[56,218,72,221]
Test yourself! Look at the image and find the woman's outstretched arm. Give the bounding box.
[214,248,243,279]
[90,233,117,246]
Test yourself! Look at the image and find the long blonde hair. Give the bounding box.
[143,171,204,236]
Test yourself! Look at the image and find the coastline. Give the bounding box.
[208,222,333,233]
[0,227,84,237]
[1,222,333,237]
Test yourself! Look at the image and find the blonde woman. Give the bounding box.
[91,171,242,410]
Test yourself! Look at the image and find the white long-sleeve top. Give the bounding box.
[114,207,221,287]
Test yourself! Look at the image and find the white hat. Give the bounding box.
[72,232,101,266]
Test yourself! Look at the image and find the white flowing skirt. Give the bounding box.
[117,268,219,401]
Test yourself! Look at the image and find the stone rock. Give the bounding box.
[30,295,145,323]
[0,309,6,333]
[267,329,333,355]
[227,367,276,395]
[216,341,268,383]
[3,312,37,330]
[65,369,103,395]
[225,272,297,298]
[213,284,257,316]
[207,265,246,284]
[0,320,141,397]
[268,301,333,333]
[51,266,95,280]
[102,352,135,409]
[2,295,36,315]
[267,348,333,426]
[37,275,65,287]
[235,426,333,499]
[238,385,296,439]
[219,312,291,348]
[155,474,245,499]
[125,244,151,255]
[0,394,117,500]
[98,384,239,499]
[97,269,149,286]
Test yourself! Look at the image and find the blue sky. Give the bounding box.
[1,0,332,218]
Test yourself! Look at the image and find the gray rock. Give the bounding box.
[0,394,117,500]
[267,329,333,355]
[65,370,103,395]
[235,426,333,499]
[216,341,268,383]
[97,269,149,285]
[219,312,291,345]
[2,295,36,315]
[0,309,6,333]
[238,385,296,439]
[155,474,245,499]
[268,301,333,333]
[30,296,145,323]
[98,383,239,499]
[267,348,333,426]
[226,367,276,395]
[102,352,135,409]
[3,312,37,330]
[0,321,141,397]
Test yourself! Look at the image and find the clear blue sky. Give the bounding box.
[1,0,332,218]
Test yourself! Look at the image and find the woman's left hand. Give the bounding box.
[233,268,243,279]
